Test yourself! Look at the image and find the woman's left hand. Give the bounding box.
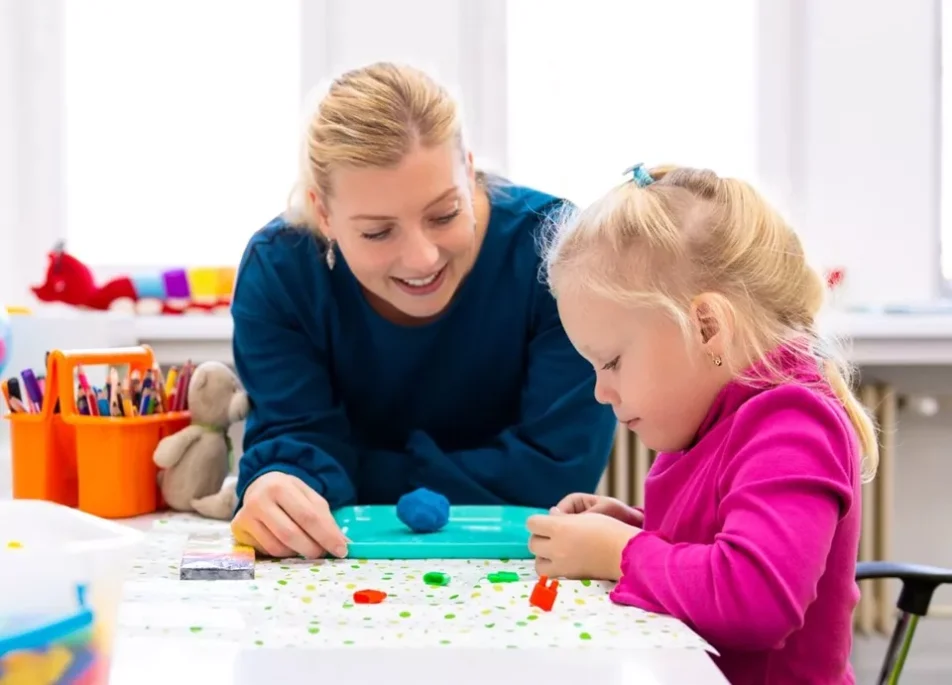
[526,512,640,581]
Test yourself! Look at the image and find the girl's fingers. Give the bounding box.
[534,556,555,578]
[528,533,551,559]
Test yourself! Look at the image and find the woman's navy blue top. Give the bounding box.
[231,182,617,510]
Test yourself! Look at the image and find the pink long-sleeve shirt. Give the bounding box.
[611,351,862,684]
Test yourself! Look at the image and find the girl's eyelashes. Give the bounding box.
[601,356,620,371]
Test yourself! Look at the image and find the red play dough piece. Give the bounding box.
[529,575,559,611]
[353,589,387,604]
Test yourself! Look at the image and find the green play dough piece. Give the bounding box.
[487,571,520,583]
[423,571,450,586]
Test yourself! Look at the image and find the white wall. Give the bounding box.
[758,0,942,308]
[299,0,507,173]
[801,0,941,306]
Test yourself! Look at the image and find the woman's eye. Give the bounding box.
[432,209,461,226]
[361,228,392,241]
[601,356,620,371]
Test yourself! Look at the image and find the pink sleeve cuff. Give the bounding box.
[610,531,670,612]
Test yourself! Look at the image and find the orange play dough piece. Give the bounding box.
[353,589,387,604]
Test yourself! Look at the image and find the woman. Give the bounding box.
[230,61,617,559]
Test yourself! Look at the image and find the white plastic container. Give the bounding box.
[0,499,144,683]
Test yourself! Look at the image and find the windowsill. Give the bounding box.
[12,308,952,366]
[123,309,952,339]
[132,315,232,341]
[131,309,952,366]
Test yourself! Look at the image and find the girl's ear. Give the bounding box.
[695,301,719,344]
[690,293,732,353]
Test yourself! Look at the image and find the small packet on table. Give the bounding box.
[179,533,255,581]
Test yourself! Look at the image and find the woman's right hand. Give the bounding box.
[551,493,645,527]
[231,472,349,559]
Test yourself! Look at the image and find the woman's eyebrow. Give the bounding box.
[423,187,458,209]
[348,187,458,221]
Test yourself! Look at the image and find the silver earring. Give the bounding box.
[325,239,336,270]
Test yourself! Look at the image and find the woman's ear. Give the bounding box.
[309,189,334,239]
[464,149,477,196]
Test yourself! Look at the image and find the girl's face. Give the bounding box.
[314,141,483,324]
[557,288,731,453]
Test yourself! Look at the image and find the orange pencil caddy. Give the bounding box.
[5,345,190,519]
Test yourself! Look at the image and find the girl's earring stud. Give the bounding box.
[712,354,723,367]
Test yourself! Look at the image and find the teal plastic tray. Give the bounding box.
[333,504,546,559]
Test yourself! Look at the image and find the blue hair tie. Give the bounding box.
[625,163,654,188]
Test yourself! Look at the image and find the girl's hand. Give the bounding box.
[552,492,645,527]
[527,512,639,581]
[231,472,349,559]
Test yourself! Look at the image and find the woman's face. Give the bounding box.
[314,142,481,323]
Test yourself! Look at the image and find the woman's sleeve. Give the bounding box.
[360,281,618,508]
[232,245,358,511]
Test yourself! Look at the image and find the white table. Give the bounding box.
[106,513,728,684]
[110,639,728,684]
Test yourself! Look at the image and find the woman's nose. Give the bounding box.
[401,231,441,272]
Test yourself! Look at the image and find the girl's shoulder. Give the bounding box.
[724,381,861,488]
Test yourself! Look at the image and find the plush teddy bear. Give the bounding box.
[153,360,249,520]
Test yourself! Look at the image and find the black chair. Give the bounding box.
[856,561,952,684]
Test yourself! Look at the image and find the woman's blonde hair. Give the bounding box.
[285,62,466,232]
[543,165,878,482]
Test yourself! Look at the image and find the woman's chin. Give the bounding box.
[395,291,456,321]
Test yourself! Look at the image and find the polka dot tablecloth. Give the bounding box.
[117,514,714,652]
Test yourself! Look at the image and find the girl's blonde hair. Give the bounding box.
[543,165,878,482]
[285,62,466,233]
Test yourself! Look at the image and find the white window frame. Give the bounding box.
[939,0,952,297]
[3,0,67,306]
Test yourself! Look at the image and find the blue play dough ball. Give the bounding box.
[396,487,450,533]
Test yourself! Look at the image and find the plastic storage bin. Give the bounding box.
[6,346,191,518]
[0,499,144,684]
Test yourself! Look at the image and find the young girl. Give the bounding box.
[527,164,877,684]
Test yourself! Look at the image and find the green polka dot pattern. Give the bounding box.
[119,514,714,651]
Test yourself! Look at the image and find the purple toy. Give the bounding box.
[396,487,450,533]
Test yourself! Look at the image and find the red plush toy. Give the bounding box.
[31,242,234,315]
